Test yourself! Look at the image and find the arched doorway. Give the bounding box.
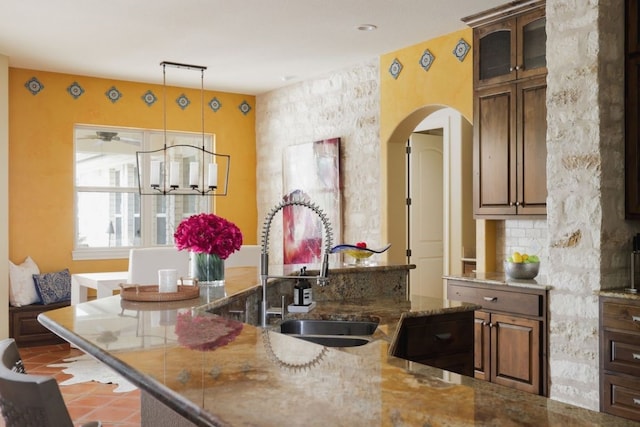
[384,105,475,299]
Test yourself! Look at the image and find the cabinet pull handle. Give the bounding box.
[634,398,640,406]
[435,333,452,342]
[633,315,640,322]
[483,296,497,302]
[633,353,640,360]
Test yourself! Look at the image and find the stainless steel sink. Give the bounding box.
[291,336,371,347]
[280,319,378,336]
[279,319,378,348]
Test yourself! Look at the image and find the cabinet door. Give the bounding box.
[491,313,541,394]
[474,310,491,381]
[516,77,547,215]
[475,19,516,87]
[473,84,517,216]
[516,8,547,80]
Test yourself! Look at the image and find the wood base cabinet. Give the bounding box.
[447,279,548,395]
[600,295,640,422]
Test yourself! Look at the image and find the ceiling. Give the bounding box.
[0,0,506,95]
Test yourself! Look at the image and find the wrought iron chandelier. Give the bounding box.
[136,61,230,196]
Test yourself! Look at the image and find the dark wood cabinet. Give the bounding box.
[465,1,547,219]
[625,0,640,218]
[393,311,474,377]
[600,295,640,422]
[471,4,546,88]
[9,301,70,347]
[447,279,548,395]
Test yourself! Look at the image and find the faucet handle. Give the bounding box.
[316,276,330,286]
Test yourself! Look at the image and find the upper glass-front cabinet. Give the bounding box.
[475,7,546,87]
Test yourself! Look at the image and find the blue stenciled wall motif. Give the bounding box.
[388,59,403,79]
[67,82,84,99]
[238,100,251,116]
[25,77,44,95]
[142,90,157,107]
[105,86,122,103]
[209,97,222,112]
[176,94,190,110]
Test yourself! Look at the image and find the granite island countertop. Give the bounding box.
[38,267,636,426]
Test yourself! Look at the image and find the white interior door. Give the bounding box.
[409,132,443,298]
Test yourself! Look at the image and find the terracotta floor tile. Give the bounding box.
[83,404,140,423]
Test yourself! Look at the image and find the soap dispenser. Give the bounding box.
[293,267,313,306]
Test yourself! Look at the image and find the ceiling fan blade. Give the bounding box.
[114,137,142,144]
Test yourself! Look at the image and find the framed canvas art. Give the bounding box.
[282,138,341,264]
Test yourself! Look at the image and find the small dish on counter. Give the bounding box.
[331,243,391,266]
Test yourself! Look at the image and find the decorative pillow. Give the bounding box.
[8,256,41,307]
[32,269,72,305]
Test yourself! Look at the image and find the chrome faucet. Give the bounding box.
[260,195,333,327]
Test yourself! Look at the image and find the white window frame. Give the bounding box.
[72,125,212,261]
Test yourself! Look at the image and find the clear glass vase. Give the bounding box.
[191,252,225,287]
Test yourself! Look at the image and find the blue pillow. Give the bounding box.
[32,269,71,305]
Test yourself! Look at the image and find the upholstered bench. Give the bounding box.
[9,301,69,347]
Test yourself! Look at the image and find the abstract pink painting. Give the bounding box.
[282,138,341,265]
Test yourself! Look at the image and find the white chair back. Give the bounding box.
[225,245,261,268]
[127,247,190,285]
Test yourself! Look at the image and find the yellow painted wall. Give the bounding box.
[8,68,256,273]
[378,29,476,264]
[380,29,473,143]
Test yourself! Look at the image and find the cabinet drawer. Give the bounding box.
[603,330,640,377]
[602,302,640,333]
[602,373,640,421]
[448,284,542,317]
[400,312,473,359]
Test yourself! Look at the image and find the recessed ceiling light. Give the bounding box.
[357,24,377,31]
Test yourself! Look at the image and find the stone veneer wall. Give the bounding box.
[255,59,381,265]
[545,0,637,410]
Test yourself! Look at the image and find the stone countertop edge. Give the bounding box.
[599,288,640,300]
[444,272,552,290]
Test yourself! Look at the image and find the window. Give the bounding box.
[73,125,211,260]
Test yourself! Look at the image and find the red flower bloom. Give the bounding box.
[174,213,243,259]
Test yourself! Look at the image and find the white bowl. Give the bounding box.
[504,261,540,280]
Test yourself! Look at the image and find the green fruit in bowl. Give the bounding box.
[528,255,540,263]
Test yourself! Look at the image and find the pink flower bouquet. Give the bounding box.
[174,213,242,259]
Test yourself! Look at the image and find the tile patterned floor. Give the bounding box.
[0,343,141,427]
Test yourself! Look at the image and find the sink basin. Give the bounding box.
[292,336,371,347]
[279,319,378,348]
[279,319,378,336]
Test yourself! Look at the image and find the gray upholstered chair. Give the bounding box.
[0,338,101,427]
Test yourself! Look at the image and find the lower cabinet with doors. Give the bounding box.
[446,278,548,395]
[600,292,640,422]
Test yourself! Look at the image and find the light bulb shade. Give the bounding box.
[136,145,230,196]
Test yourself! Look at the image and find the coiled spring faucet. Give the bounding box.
[260,195,333,327]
